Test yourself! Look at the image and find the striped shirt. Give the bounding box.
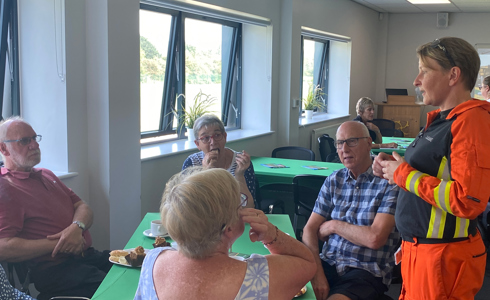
[313,166,399,286]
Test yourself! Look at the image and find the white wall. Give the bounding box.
[292,0,385,149]
[381,13,490,126]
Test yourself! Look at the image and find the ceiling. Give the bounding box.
[351,0,490,13]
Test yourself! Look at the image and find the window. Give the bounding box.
[0,0,20,120]
[300,37,329,113]
[474,44,490,100]
[299,27,351,123]
[140,4,242,141]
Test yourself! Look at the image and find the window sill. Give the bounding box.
[141,129,274,162]
[299,112,350,126]
[53,171,79,180]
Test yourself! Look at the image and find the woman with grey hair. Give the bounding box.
[182,114,255,207]
[134,168,316,300]
[353,97,398,149]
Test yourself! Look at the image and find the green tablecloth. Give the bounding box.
[251,156,344,186]
[92,213,315,300]
[371,137,414,155]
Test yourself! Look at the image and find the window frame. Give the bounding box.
[299,35,329,117]
[140,4,242,140]
[0,0,20,119]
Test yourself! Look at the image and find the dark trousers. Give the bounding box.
[322,259,388,300]
[31,248,111,300]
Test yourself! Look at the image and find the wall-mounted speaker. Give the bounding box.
[437,13,449,28]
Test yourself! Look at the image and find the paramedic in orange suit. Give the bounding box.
[373,37,490,300]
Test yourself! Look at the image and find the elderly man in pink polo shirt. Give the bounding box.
[0,117,111,300]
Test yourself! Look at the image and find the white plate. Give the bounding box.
[109,248,150,267]
[143,229,169,238]
[294,285,307,298]
[230,255,245,261]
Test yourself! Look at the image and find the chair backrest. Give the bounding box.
[318,134,336,162]
[6,262,31,295]
[271,146,315,161]
[372,119,396,137]
[371,119,395,131]
[292,175,327,237]
[393,129,404,137]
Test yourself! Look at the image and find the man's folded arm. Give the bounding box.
[0,237,58,262]
[318,213,395,250]
[72,201,93,230]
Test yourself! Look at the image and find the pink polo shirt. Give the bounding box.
[0,167,92,264]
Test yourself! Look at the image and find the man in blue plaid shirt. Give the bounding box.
[303,121,400,300]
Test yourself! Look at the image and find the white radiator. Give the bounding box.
[311,124,340,161]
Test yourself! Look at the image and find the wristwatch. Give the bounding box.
[72,221,86,231]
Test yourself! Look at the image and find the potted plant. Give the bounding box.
[174,90,216,142]
[302,84,326,119]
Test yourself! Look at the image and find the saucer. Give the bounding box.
[143,229,169,238]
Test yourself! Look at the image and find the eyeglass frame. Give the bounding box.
[221,193,248,233]
[430,39,456,68]
[3,135,42,146]
[335,137,369,149]
[196,132,224,144]
[238,193,248,208]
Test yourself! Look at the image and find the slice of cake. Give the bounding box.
[153,236,170,248]
[124,246,146,267]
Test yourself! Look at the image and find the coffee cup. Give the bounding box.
[150,220,168,236]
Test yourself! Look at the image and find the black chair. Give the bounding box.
[292,174,327,240]
[7,262,31,295]
[372,119,396,137]
[254,178,288,214]
[318,134,340,162]
[272,146,315,161]
[393,129,404,137]
[5,262,91,299]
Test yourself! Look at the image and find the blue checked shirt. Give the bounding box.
[313,166,400,287]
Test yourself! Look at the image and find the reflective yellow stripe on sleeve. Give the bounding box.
[406,171,426,197]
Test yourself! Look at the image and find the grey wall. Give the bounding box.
[381,12,490,126]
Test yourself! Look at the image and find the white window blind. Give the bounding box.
[140,0,271,27]
[301,27,350,43]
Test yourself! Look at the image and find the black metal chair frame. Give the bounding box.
[318,134,337,162]
[292,174,327,240]
[371,119,405,137]
[254,178,288,214]
[272,146,315,161]
[7,262,31,295]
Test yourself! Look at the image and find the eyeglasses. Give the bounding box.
[197,133,224,144]
[335,137,369,149]
[238,193,248,209]
[221,193,248,233]
[3,135,42,146]
[430,39,456,67]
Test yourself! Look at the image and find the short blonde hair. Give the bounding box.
[416,37,480,91]
[356,97,374,115]
[160,167,241,259]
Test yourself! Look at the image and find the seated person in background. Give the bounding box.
[182,114,255,207]
[353,97,398,149]
[0,117,111,300]
[481,75,490,101]
[302,121,400,300]
[0,264,35,300]
[135,167,316,300]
